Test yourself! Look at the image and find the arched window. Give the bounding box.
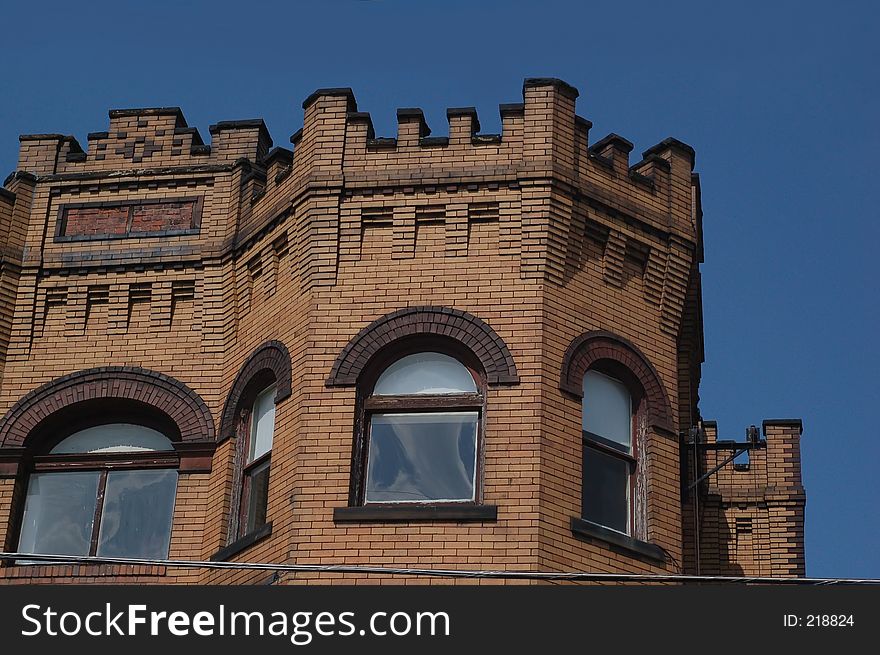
[235,384,276,536]
[560,331,673,554]
[581,370,635,535]
[358,350,483,505]
[218,341,290,549]
[17,423,178,559]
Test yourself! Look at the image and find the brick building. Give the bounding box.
[0,78,805,584]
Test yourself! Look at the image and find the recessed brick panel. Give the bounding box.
[58,198,201,240]
[130,201,195,233]
[63,205,130,236]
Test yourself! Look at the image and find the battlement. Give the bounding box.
[264,78,701,242]
[689,418,805,577]
[8,81,697,231]
[0,77,809,585]
[2,78,705,299]
[698,418,804,498]
[15,107,273,177]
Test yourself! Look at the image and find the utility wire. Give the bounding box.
[1,552,877,585]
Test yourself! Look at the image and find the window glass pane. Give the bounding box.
[50,423,173,454]
[365,412,477,503]
[373,352,477,395]
[243,460,271,534]
[248,385,276,463]
[582,445,630,534]
[97,469,177,559]
[18,471,100,556]
[582,370,632,451]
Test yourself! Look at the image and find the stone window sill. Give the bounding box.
[210,522,273,561]
[334,504,497,523]
[570,517,666,564]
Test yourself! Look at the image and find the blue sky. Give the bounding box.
[1,1,877,578]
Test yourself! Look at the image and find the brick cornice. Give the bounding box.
[326,306,519,387]
[0,366,215,449]
[560,330,673,432]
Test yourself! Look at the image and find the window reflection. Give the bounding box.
[18,471,100,557]
[373,352,478,395]
[97,469,177,558]
[365,412,478,502]
[17,423,178,560]
[360,348,483,506]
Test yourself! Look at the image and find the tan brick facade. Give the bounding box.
[0,78,805,584]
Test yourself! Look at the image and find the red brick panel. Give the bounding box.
[59,199,199,238]
[63,205,129,236]
[130,201,195,233]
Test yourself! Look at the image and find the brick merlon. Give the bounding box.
[209,119,272,148]
[263,146,293,168]
[642,137,697,170]
[62,136,84,154]
[108,107,187,127]
[499,103,525,118]
[523,77,580,99]
[3,171,35,186]
[762,418,804,434]
[396,108,431,137]
[18,133,66,142]
[447,107,481,133]
[590,133,634,154]
[576,115,593,130]
[174,126,205,146]
[633,153,672,171]
[301,87,357,111]
[347,112,375,139]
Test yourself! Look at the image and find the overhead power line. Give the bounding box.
[1,552,877,585]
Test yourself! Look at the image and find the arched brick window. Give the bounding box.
[219,341,292,545]
[357,340,484,506]
[329,308,518,522]
[560,331,672,546]
[0,367,215,560]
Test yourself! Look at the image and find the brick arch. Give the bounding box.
[560,330,673,431]
[326,306,519,387]
[218,340,292,440]
[0,366,215,449]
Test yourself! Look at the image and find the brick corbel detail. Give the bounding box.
[603,229,627,287]
[560,330,673,432]
[326,306,519,387]
[660,236,692,336]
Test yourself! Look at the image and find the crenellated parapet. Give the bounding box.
[0,78,705,362]
[16,108,272,177]
[4,80,702,286]
[685,420,806,577]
